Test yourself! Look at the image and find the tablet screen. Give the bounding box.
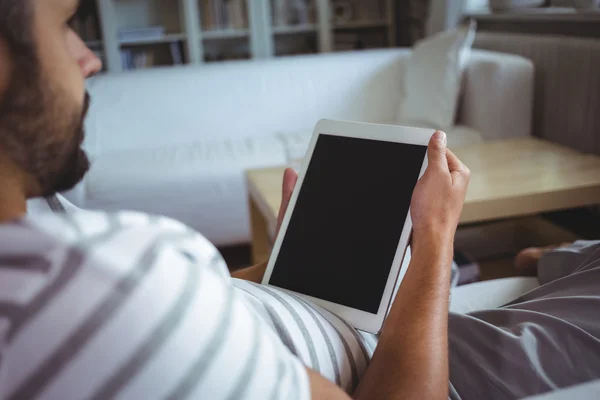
[269,134,427,314]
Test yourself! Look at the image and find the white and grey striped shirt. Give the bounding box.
[0,210,375,400]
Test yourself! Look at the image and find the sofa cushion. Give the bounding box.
[83,50,410,157]
[398,22,476,130]
[84,136,288,246]
[278,124,484,161]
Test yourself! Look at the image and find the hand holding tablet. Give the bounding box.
[262,119,433,333]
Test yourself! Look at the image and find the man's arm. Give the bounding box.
[352,236,453,400]
[515,241,600,283]
[303,238,454,400]
[309,131,470,400]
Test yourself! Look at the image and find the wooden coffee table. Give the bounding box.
[246,138,600,264]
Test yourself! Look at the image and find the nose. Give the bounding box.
[80,46,103,78]
[68,30,103,77]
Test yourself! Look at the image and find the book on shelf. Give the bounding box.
[120,50,155,71]
[120,41,182,71]
[201,0,248,31]
[273,0,287,26]
[170,42,184,65]
[273,0,315,26]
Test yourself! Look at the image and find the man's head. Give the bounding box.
[0,0,101,200]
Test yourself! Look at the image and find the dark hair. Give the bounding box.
[0,0,35,55]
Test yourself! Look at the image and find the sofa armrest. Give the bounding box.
[450,277,539,314]
[459,50,534,141]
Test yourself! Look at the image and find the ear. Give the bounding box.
[0,37,11,101]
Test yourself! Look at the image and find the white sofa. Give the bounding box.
[66,48,534,246]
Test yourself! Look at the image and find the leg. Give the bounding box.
[515,242,572,276]
[537,240,600,284]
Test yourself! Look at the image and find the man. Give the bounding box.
[0,1,598,399]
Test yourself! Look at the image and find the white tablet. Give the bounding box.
[262,119,430,333]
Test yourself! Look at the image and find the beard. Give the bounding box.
[48,93,91,194]
[0,63,90,198]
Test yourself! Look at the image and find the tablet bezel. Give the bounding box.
[262,119,431,333]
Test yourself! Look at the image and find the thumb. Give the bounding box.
[427,131,448,171]
[276,168,298,235]
[282,168,298,201]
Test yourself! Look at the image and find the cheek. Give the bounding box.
[39,30,86,107]
[62,31,87,101]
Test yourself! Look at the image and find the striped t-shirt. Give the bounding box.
[0,210,375,400]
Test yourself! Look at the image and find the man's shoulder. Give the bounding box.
[0,214,270,400]
[24,209,188,234]
[1,210,229,279]
[3,209,186,249]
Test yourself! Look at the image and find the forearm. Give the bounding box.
[354,234,453,400]
[230,262,268,283]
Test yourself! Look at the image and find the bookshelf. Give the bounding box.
[92,0,396,73]
[119,33,188,46]
[271,0,317,56]
[202,30,250,39]
[273,23,317,34]
[331,0,394,52]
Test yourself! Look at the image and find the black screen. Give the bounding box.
[269,134,427,314]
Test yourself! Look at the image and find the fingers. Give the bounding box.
[426,131,470,187]
[276,168,298,235]
[446,148,461,171]
[446,149,470,185]
[427,131,449,172]
[282,168,298,201]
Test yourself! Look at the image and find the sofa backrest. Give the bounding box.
[84,48,533,157]
[475,32,600,156]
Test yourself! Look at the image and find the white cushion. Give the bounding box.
[83,136,288,246]
[277,131,313,163]
[450,277,540,314]
[83,50,410,157]
[398,22,476,130]
[278,124,484,160]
